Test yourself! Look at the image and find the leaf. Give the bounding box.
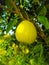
[33,44,43,55]
[32,0,40,4]
[0,61,5,65]
[6,17,19,33]
[39,6,47,16]
[30,59,36,65]
[37,16,49,29]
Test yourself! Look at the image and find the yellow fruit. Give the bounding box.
[15,20,37,44]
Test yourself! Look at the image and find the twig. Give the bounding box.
[25,11,30,21]
[34,23,47,43]
[10,0,24,19]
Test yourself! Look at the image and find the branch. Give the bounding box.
[25,13,47,43]
[10,0,24,19]
[34,22,47,43]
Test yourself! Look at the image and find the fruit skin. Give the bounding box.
[15,20,37,44]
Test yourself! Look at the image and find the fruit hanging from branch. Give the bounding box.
[15,20,37,44]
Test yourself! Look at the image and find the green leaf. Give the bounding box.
[37,16,49,29]
[6,17,19,33]
[32,0,40,4]
[0,61,5,65]
[39,6,47,16]
[30,59,36,65]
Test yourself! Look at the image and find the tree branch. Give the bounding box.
[10,0,24,19]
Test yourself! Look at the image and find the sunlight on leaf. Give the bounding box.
[38,16,49,29]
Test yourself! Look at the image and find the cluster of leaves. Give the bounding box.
[0,0,49,65]
[0,35,47,65]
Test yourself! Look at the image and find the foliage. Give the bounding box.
[0,0,49,65]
